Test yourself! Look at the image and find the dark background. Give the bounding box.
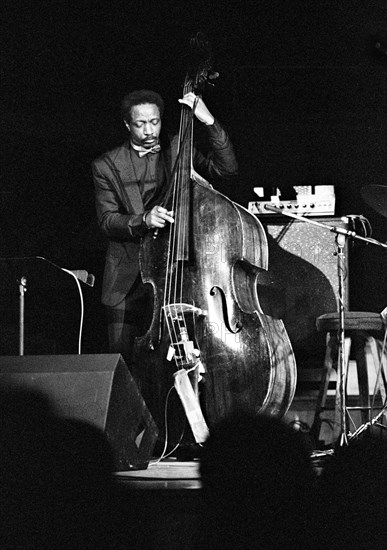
[1,0,386,356]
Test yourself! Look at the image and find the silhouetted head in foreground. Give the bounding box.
[317,426,387,550]
[0,385,123,548]
[198,411,318,550]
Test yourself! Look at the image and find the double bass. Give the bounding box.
[131,34,296,450]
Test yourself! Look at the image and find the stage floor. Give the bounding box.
[114,450,333,489]
[115,459,202,489]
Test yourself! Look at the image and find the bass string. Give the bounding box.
[163,76,194,368]
[163,76,188,311]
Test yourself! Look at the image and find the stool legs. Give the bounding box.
[310,334,336,444]
[334,335,351,441]
[310,333,351,444]
[312,331,387,446]
[351,332,370,425]
[364,337,387,402]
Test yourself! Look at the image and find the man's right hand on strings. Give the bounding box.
[144,206,174,229]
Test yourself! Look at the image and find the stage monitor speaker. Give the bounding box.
[258,217,349,368]
[0,354,158,471]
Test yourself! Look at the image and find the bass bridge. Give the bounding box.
[162,303,206,369]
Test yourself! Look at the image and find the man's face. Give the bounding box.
[126,103,161,148]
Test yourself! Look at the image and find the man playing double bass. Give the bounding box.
[92,89,238,366]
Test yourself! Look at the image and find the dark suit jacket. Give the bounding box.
[92,121,238,307]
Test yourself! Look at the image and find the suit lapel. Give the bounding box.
[106,145,144,215]
[162,137,173,183]
[156,135,177,205]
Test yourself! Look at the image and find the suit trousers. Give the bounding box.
[105,274,153,366]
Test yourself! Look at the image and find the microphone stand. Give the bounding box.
[261,204,387,446]
[18,276,27,356]
[1,257,95,357]
[336,231,348,446]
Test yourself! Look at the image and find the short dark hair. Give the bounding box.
[121,90,164,122]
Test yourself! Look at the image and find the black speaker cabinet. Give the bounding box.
[258,217,349,368]
[0,354,158,471]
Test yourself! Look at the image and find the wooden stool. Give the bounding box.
[310,311,386,445]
